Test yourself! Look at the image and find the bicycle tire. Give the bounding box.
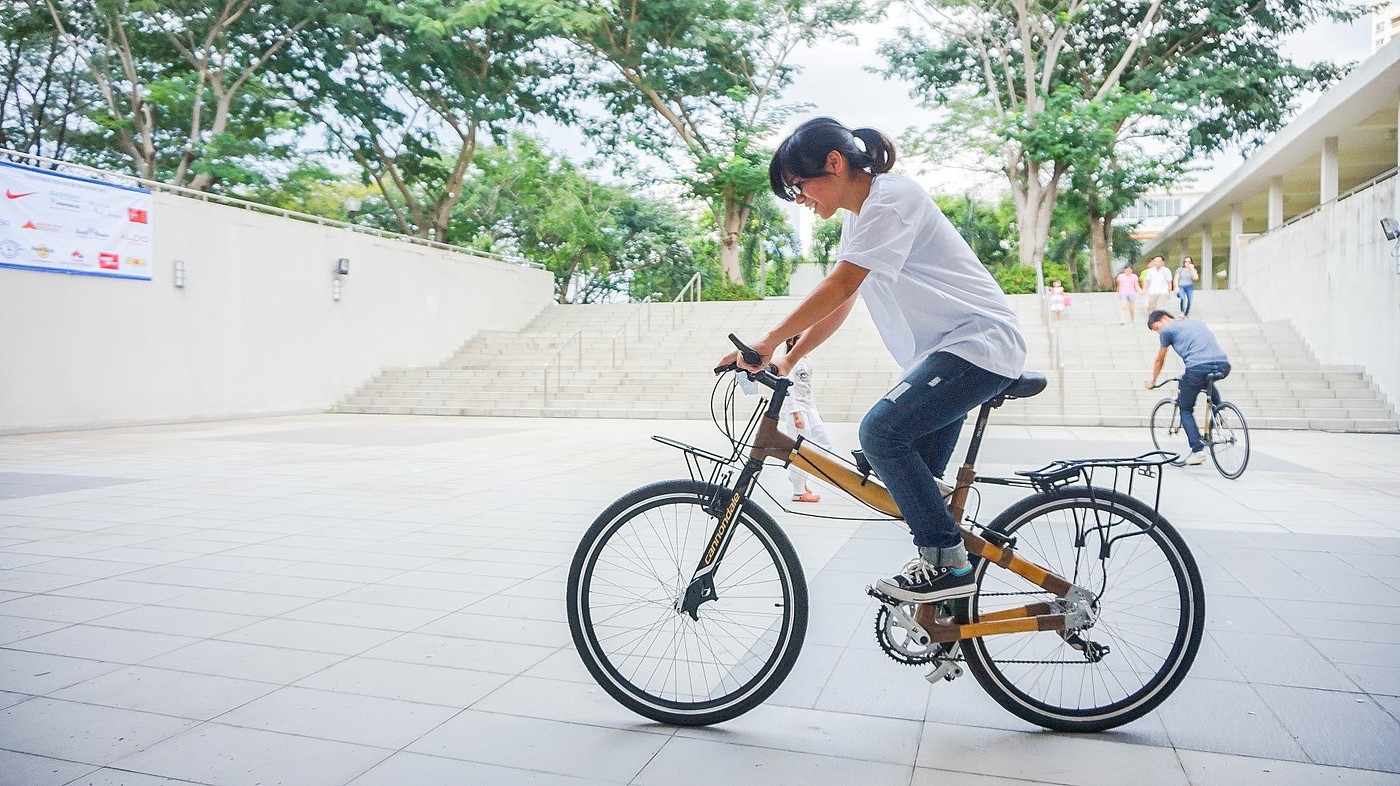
[567,479,807,726]
[960,487,1204,732]
[1208,402,1250,479]
[1149,398,1186,463]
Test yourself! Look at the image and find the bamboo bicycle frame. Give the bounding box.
[743,398,1076,642]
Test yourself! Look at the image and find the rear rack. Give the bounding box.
[1019,451,1179,494]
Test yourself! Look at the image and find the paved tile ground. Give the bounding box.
[1,414,1398,786]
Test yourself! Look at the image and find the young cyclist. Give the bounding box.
[716,117,1026,604]
[1144,310,1231,465]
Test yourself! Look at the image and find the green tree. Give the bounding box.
[562,0,861,284]
[453,136,705,304]
[808,216,842,272]
[0,0,98,162]
[881,0,1358,281]
[287,0,574,242]
[739,195,800,297]
[41,0,317,189]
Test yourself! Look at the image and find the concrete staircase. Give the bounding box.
[338,291,1400,431]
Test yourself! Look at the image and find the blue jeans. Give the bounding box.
[1178,284,1194,316]
[859,352,1014,549]
[1179,361,1230,452]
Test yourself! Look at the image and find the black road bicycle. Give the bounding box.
[1149,376,1251,479]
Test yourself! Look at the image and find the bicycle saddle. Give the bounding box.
[1002,372,1047,400]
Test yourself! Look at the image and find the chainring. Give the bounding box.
[874,600,957,666]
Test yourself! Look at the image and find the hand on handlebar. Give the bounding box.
[714,334,775,376]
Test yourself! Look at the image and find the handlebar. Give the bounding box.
[713,333,788,391]
[1149,378,1181,390]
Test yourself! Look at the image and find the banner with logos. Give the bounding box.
[0,161,154,281]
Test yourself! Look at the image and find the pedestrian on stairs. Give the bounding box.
[1175,257,1199,317]
[778,334,832,503]
[1143,255,1176,314]
[1049,279,1068,323]
[1116,265,1141,324]
[718,116,1026,605]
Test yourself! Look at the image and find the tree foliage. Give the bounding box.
[453,135,702,304]
[283,0,575,242]
[40,0,318,190]
[881,0,1360,281]
[561,0,862,283]
[0,0,98,162]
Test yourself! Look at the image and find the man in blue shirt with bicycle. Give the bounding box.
[1145,310,1231,465]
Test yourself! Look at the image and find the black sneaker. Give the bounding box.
[873,557,975,603]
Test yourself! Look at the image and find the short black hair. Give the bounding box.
[1147,310,1173,328]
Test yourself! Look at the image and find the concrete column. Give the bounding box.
[1229,203,1244,290]
[1320,136,1340,204]
[1200,223,1213,291]
[1268,176,1284,229]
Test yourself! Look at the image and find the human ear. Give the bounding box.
[826,149,845,175]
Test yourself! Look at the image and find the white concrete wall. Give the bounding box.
[1,192,554,432]
[1236,176,1400,410]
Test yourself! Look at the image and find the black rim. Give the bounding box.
[1208,403,1250,479]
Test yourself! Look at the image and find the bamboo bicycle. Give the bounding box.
[1149,376,1251,479]
[567,336,1204,731]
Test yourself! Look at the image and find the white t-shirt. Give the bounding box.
[1144,266,1173,294]
[839,174,1026,380]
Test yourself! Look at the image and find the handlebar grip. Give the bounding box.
[728,333,763,367]
[713,361,738,375]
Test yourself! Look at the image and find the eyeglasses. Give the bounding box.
[785,172,830,199]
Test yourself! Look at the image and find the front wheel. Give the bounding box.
[1208,402,1250,479]
[961,488,1205,732]
[1149,398,1186,463]
[567,479,807,726]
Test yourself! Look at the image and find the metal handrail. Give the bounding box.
[671,271,703,328]
[542,329,584,406]
[610,295,652,369]
[0,147,540,269]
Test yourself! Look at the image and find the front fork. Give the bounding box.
[677,458,766,619]
[679,394,795,620]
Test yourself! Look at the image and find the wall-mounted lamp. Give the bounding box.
[333,257,349,301]
[1384,218,1400,275]
[173,259,186,288]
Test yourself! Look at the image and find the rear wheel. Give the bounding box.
[961,488,1204,732]
[567,479,807,726]
[1207,402,1250,479]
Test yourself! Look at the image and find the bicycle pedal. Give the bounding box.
[865,585,899,605]
[924,660,963,684]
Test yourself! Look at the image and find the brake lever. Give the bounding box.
[728,333,764,368]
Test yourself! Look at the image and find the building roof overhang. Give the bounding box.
[1142,39,1400,262]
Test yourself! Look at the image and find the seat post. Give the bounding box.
[962,400,996,470]
[947,401,995,523]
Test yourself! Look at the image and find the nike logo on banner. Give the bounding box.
[5,190,35,199]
